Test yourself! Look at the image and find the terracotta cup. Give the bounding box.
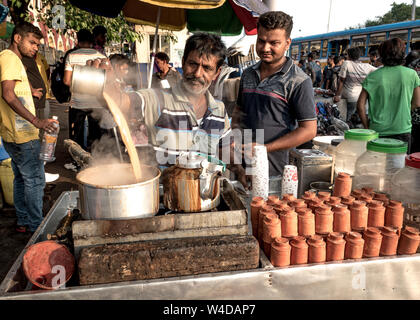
[373,192,390,207]
[363,227,383,258]
[397,226,420,255]
[333,204,351,233]
[262,213,282,259]
[297,208,315,238]
[344,232,365,260]
[326,196,342,207]
[290,199,307,210]
[326,232,346,262]
[302,191,317,204]
[359,194,373,204]
[315,204,334,235]
[258,205,275,248]
[308,198,324,212]
[341,195,356,207]
[380,226,399,256]
[290,236,309,265]
[362,187,374,196]
[333,172,352,197]
[273,203,290,217]
[385,200,405,230]
[350,200,368,231]
[307,235,326,264]
[317,191,331,202]
[271,237,291,267]
[367,200,386,228]
[279,207,298,238]
[250,198,265,239]
[267,195,282,207]
[351,189,364,199]
[282,194,296,204]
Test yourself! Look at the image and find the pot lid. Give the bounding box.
[406,153,420,169]
[344,129,378,141]
[367,138,408,154]
[177,152,207,169]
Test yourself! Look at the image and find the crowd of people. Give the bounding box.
[298,40,420,153]
[0,9,419,235]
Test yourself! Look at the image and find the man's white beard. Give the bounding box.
[182,79,211,97]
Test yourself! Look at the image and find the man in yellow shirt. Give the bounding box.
[0,22,57,234]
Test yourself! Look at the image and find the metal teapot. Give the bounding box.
[162,152,226,212]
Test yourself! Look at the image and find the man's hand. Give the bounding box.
[333,95,341,103]
[32,88,44,100]
[229,164,252,191]
[32,118,58,133]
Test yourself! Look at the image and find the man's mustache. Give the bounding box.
[184,75,205,85]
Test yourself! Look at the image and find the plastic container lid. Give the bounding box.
[344,129,378,141]
[366,138,408,154]
[406,153,420,169]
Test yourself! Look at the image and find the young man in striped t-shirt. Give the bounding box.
[63,29,106,151]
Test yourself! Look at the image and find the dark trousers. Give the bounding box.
[411,123,420,153]
[69,107,105,152]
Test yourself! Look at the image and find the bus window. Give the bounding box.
[368,33,386,53]
[321,40,329,58]
[351,36,367,56]
[410,28,420,51]
[310,41,321,59]
[291,45,299,60]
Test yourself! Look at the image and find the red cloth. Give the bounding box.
[228,0,258,35]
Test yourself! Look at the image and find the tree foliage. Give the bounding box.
[7,0,143,43]
[365,2,419,27]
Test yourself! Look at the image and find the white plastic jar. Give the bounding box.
[334,129,378,177]
[391,153,420,227]
[353,138,408,194]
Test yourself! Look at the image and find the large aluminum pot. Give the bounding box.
[76,163,161,220]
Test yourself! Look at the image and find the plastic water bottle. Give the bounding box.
[40,116,60,162]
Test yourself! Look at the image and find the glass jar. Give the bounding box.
[391,153,420,229]
[353,139,408,194]
[334,129,378,177]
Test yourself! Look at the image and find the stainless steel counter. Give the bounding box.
[1,191,420,300]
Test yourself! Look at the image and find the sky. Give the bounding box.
[223,0,412,47]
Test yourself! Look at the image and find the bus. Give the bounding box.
[288,20,420,67]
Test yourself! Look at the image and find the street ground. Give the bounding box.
[0,99,78,283]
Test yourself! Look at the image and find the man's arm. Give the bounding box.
[412,86,420,110]
[357,88,369,129]
[265,120,317,153]
[1,80,56,131]
[333,77,345,102]
[63,70,72,87]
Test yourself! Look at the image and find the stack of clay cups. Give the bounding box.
[296,208,315,238]
[344,232,365,259]
[258,205,275,248]
[315,204,334,237]
[333,172,352,197]
[290,236,308,265]
[302,191,317,205]
[271,238,291,267]
[262,213,282,259]
[398,227,420,255]
[250,197,265,239]
[349,200,369,233]
[326,232,346,261]
[385,200,405,231]
[380,226,400,256]
[307,235,326,263]
[363,227,383,258]
[317,192,331,202]
[279,206,298,239]
[367,200,386,228]
[333,204,351,233]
